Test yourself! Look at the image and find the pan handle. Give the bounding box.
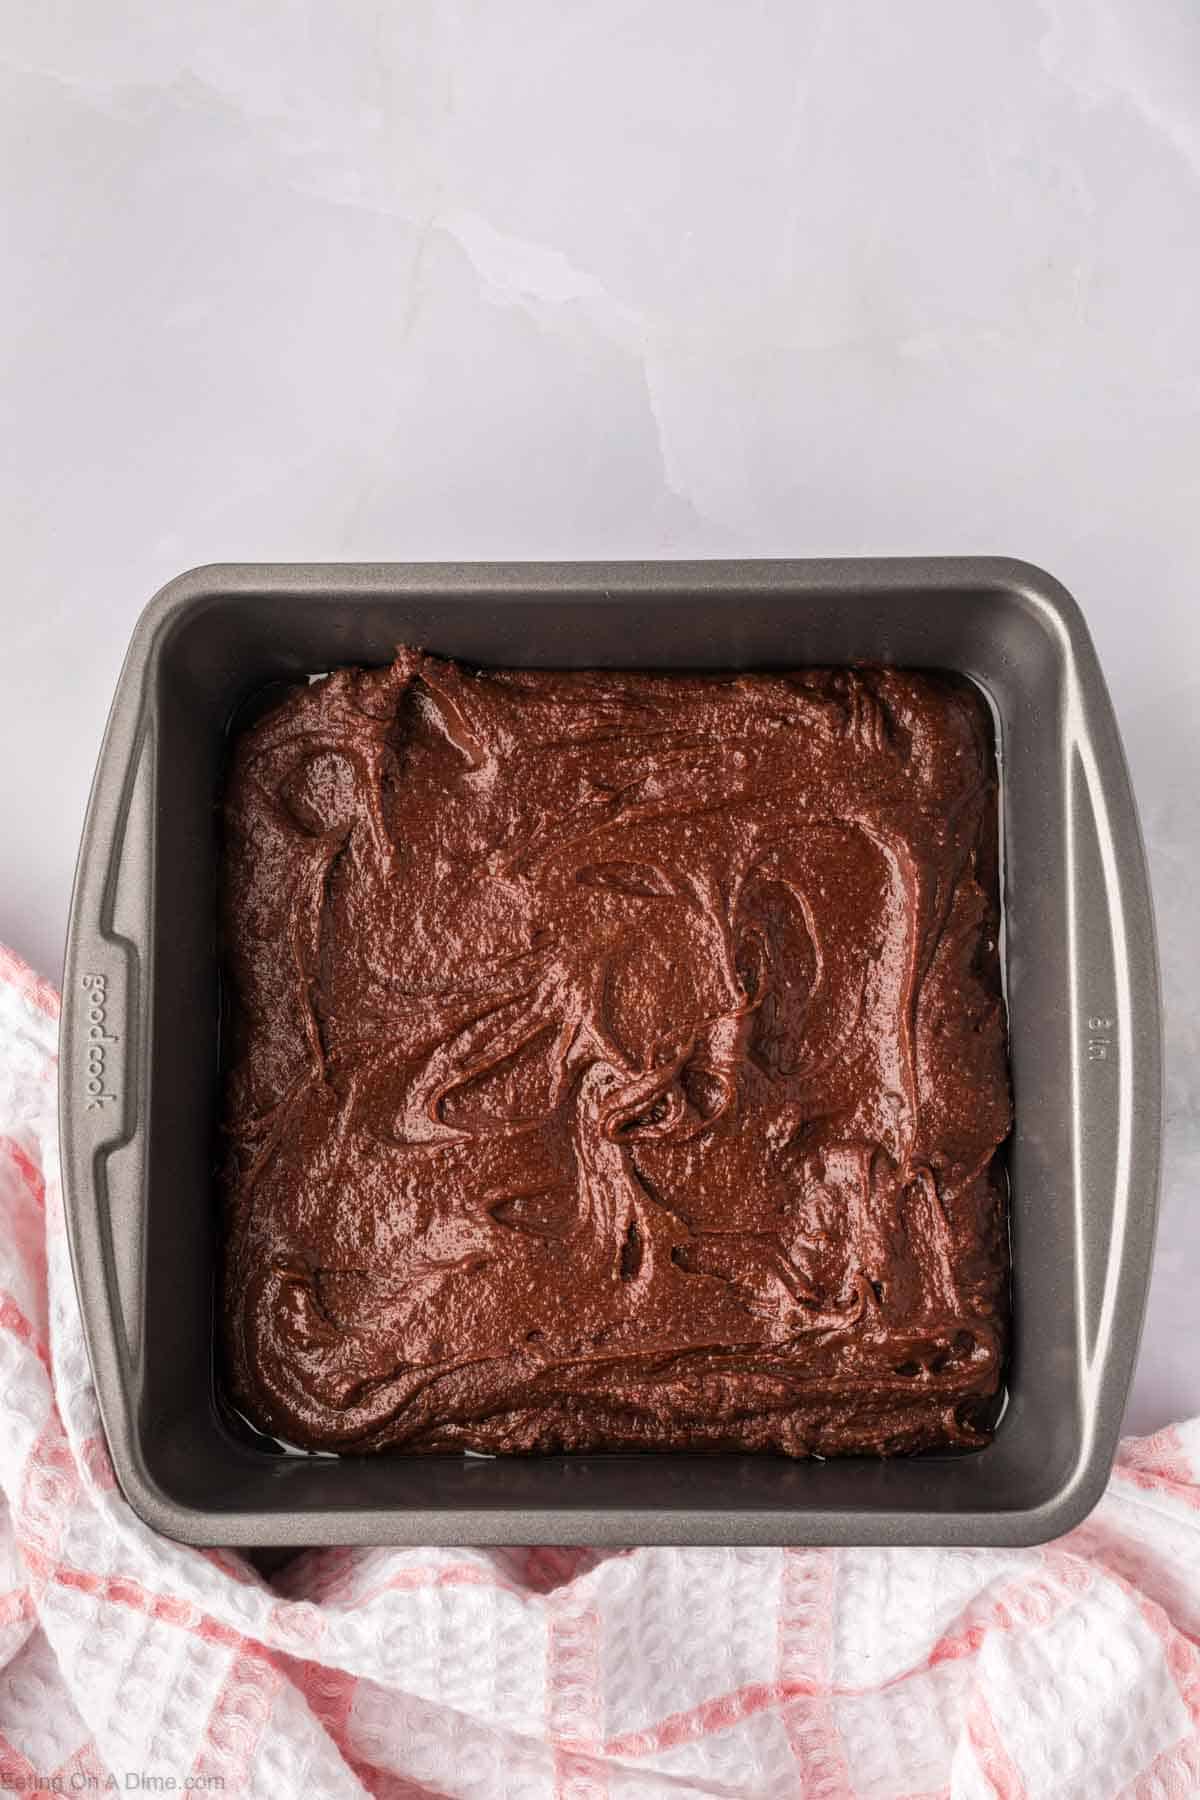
[1067,684,1162,1407]
[60,681,155,1386]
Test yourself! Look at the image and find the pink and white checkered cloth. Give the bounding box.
[3,947,1200,1799]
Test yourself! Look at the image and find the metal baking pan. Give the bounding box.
[59,559,1161,1547]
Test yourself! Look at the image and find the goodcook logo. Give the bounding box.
[81,972,119,1112]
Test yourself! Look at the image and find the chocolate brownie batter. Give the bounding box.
[220,652,1010,1456]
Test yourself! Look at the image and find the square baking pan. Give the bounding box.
[60,558,1161,1547]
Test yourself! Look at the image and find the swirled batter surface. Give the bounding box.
[220,652,1010,1456]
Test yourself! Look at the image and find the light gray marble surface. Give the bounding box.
[2,1,1196,1432]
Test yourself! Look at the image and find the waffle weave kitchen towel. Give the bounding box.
[2,944,1199,1800]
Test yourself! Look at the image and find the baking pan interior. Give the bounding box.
[69,562,1157,1545]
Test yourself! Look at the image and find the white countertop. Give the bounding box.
[2,0,1196,1434]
